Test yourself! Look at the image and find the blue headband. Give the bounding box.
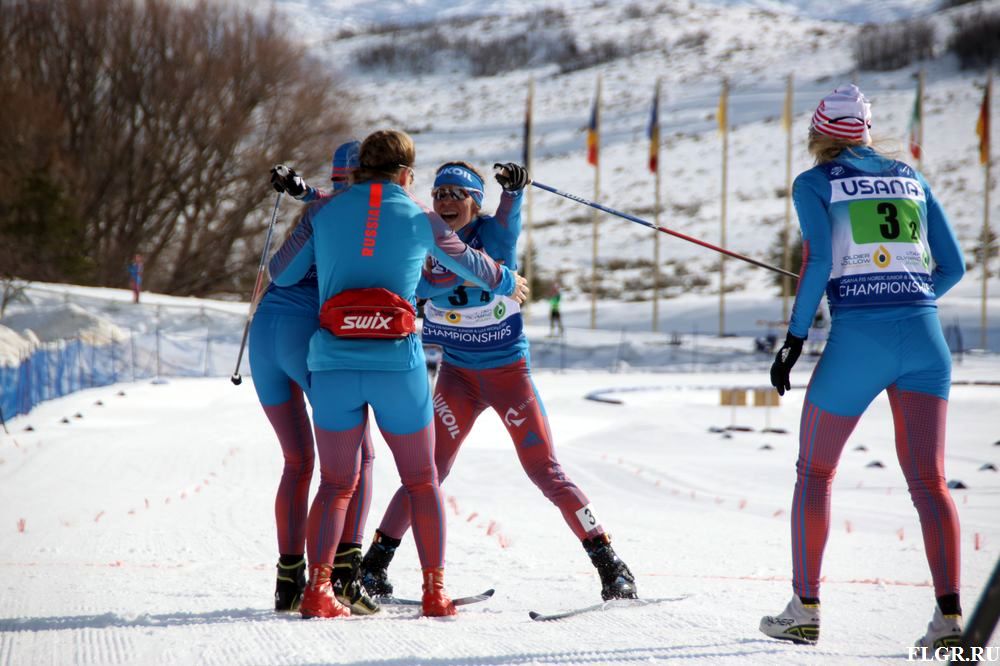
[433,165,485,207]
[331,141,360,191]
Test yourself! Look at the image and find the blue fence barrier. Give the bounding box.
[0,330,245,424]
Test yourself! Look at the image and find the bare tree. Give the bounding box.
[0,0,354,296]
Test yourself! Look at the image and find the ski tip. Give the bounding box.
[528,611,542,620]
[482,588,495,598]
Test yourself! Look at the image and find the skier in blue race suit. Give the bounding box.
[267,129,528,619]
[358,161,637,603]
[759,85,966,650]
[251,141,378,615]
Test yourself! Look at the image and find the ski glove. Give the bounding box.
[493,162,530,192]
[770,332,805,396]
[270,165,307,199]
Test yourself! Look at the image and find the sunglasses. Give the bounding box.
[432,187,471,201]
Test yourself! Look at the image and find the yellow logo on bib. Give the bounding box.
[873,245,891,269]
[445,311,462,324]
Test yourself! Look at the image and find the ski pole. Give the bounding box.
[231,192,283,386]
[531,180,799,280]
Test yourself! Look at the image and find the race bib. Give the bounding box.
[826,171,934,308]
[422,296,523,351]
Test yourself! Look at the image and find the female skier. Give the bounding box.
[758,85,965,649]
[254,141,377,615]
[358,161,638,603]
[268,130,528,619]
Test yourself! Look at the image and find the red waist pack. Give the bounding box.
[319,288,416,339]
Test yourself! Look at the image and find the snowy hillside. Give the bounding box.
[238,0,1000,343]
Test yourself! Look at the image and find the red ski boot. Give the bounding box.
[421,567,457,617]
[300,564,351,619]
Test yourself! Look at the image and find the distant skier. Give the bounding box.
[268,130,528,619]
[253,141,378,615]
[548,282,564,337]
[128,254,143,304]
[759,85,966,649]
[358,161,638,603]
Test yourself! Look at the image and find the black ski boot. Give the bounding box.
[331,543,380,615]
[274,555,306,612]
[583,534,638,601]
[360,530,401,598]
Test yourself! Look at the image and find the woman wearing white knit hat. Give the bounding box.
[758,84,967,650]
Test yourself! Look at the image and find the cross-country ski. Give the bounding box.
[377,589,495,607]
[529,595,692,621]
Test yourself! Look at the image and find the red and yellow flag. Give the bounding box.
[587,79,600,166]
[976,79,991,166]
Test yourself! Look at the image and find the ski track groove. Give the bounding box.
[73,627,134,665]
[0,632,15,666]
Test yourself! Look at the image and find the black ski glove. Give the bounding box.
[493,162,530,192]
[270,165,307,199]
[770,333,805,396]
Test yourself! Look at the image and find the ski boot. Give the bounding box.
[583,534,638,601]
[332,543,380,615]
[915,606,963,650]
[274,556,306,612]
[421,567,457,617]
[299,564,351,619]
[360,530,401,598]
[759,595,820,645]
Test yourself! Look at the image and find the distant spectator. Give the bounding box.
[549,283,564,337]
[128,255,143,304]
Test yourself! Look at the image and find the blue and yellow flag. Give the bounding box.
[647,84,660,173]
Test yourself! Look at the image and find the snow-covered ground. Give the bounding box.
[1,0,998,662]
[1,284,998,665]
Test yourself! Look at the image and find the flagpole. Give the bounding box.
[590,74,602,330]
[981,70,993,350]
[653,77,662,333]
[917,68,925,173]
[782,73,794,322]
[719,77,729,337]
[524,77,535,324]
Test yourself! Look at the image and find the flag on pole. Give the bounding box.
[977,80,991,166]
[647,83,660,173]
[587,79,600,166]
[523,79,534,169]
[909,78,923,160]
[717,81,728,134]
[781,76,793,132]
